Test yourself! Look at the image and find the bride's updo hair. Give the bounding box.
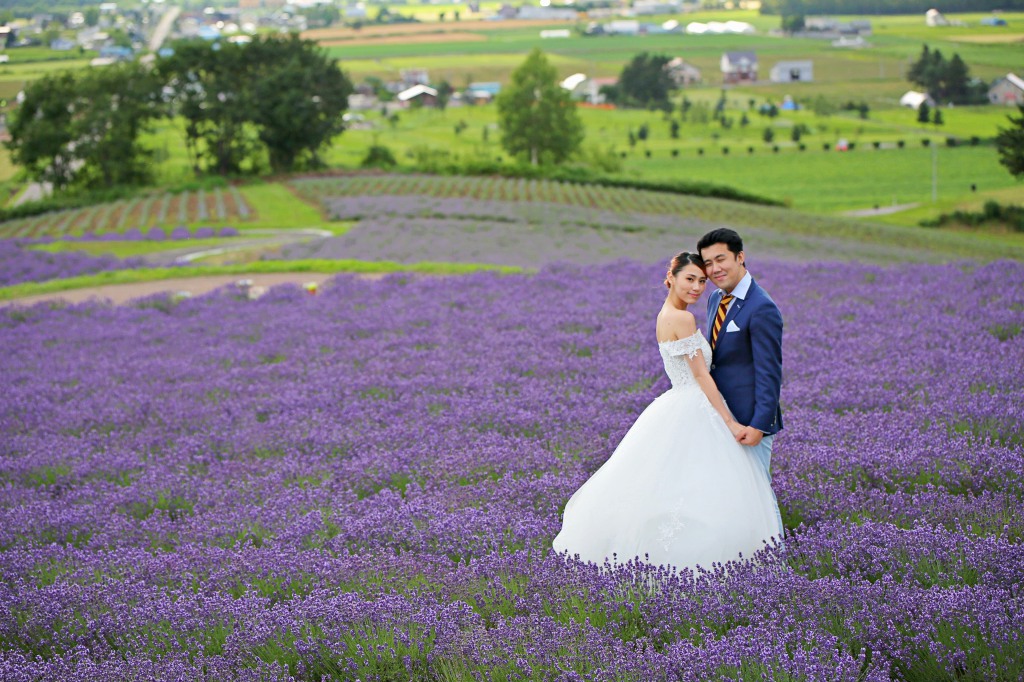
[665,251,704,289]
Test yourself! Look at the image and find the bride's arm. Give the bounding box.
[686,352,743,438]
[668,312,742,437]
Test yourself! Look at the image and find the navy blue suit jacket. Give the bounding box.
[705,278,784,435]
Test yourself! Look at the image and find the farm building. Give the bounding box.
[769,60,813,83]
[980,16,1008,26]
[899,90,936,109]
[397,84,438,108]
[988,73,1024,105]
[925,9,949,26]
[721,51,757,83]
[665,58,702,86]
[466,82,501,104]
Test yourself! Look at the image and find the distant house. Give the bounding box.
[50,38,75,51]
[467,81,501,104]
[397,84,438,107]
[769,60,813,83]
[980,16,1008,26]
[721,51,757,83]
[832,35,868,48]
[98,45,133,61]
[900,90,936,109]
[925,9,948,27]
[606,20,640,35]
[665,57,702,86]
[988,73,1024,106]
[516,5,577,20]
[400,69,430,87]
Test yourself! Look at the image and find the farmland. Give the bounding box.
[0,8,1023,678]
[1,256,1022,679]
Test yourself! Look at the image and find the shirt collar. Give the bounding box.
[727,271,753,300]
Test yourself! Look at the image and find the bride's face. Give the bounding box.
[671,264,708,304]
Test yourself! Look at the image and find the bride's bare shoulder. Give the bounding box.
[657,308,697,341]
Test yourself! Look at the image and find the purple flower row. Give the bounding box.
[0,259,1021,680]
[0,239,147,287]
[58,226,241,242]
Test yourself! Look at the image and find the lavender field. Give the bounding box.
[0,239,147,288]
[1,258,1023,680]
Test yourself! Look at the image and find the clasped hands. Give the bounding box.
[727,421,765,446]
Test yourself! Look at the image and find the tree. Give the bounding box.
[617,52,674,109]
[762,127,775,143]
[436,79,454,112]
[246,35,352,172]
[496,49,583,165]
[157,36,351,175]
[917,102,930,125]
[932,108,944,126]
[156,39,259,175]
[6,63,163,190]
[907,44,980,104]
[996,105,1024,179]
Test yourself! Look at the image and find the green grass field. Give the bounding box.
[0,9,1021,251]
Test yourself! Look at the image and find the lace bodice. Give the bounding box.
[658,331,711,389]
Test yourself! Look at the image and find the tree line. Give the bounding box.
[6,35,352,192]
[907,45,988,105]
[762,0,1024,14]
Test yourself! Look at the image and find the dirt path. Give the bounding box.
[842,202,919,217]
[1,273,340,309]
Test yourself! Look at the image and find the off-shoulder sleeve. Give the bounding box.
[661,331,704,359]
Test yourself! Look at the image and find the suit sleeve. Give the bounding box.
[748,300,783,433]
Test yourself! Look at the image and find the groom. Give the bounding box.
[697,228,783,478]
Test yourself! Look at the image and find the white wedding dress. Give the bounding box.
[552,330,783,572]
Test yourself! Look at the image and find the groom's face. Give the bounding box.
[701,243,746,293]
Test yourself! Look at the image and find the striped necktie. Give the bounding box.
[711,294,734,348]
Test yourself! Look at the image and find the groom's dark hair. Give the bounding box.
[697,228,743,257]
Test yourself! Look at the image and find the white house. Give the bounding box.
[769,60,813,83]
[665,57,702,86]
[900,90,936,109]
[925,8,948,26]
[988,73,1024,106]
[397,84,438,107]
[721,51,757,83]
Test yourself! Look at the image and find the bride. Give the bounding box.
[552,252,783,572]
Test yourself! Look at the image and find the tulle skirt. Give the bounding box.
[553,386,783,572]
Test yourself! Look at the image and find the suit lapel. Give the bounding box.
[719,279,756,342]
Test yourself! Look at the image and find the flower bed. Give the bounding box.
[0,260,1021,680]
[0,239,147,287]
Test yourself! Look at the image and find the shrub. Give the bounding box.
[748,146,755,154]
[922,139,931,147]
[722,146,729,155]
[873,141,881,149]
[946,137,958,147]
[970,136,980,146]
[798,144,806,151]
[671,149,679,158]
[361,144,398,169]
[772,145,779,153]
[823,143,830,151]
[897,140,905,148]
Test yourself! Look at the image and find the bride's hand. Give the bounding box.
[726,420,743,438]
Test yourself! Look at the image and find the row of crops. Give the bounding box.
[0,187,253,240]
[289,174,702,216]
